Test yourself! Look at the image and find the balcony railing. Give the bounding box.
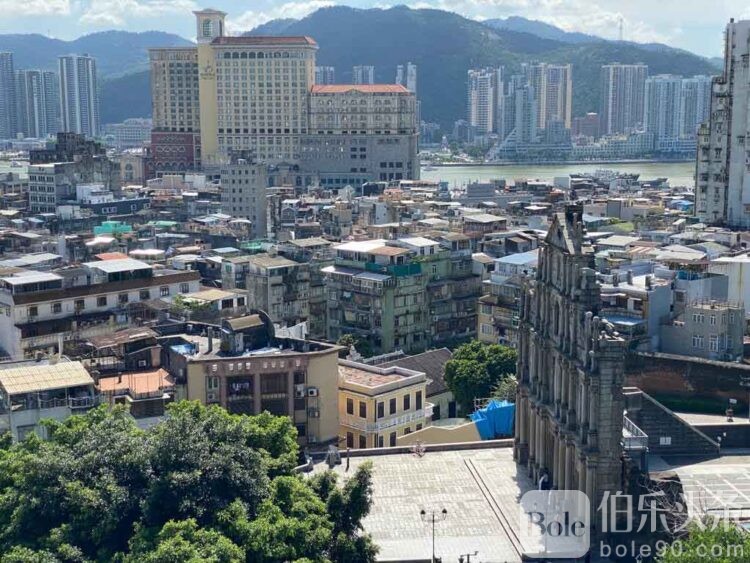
[340,403,434,433]
[9,394,100,412]
[622,415,648,451]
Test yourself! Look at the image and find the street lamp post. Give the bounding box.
[420,508,447,563]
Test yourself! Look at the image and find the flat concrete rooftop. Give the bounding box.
[313,446,533,562]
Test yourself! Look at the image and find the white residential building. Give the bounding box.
[599,63,648,135]
[644,75,682,142]
[0,259,200,360]
[467,67,501,135]
[58,54,100,137]
[353,65,375,85]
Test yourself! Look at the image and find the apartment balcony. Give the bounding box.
[340,403,434,433]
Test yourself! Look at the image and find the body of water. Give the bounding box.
[421,161,695,188]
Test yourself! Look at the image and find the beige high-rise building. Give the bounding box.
[150,9,317,168]
[149,7,418,185]
[192,9,317,164]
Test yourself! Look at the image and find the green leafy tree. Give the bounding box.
[445,340,517,413]
[658,521,750,563]
[316,463,377,563]
[0,402,378,562]
[142,402,270,528]
[1,547,62,563]
[491,374,518,402]
[127,519,243,563]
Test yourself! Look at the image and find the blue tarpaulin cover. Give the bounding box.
[470,399,515,440]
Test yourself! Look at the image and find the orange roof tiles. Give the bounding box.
[95,252,130,261]
[212,36,317,46]
[339,365,403,387]
[311,84,410,94]
[98,368,174,396]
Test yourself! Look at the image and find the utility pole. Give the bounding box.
[459,550,479,563]
[618,17,624,41]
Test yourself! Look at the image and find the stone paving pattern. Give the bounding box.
[313,447,535,562]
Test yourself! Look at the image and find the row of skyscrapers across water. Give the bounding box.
[464,62,713,158]
[0,52,100,140]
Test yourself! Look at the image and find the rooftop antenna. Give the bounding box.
[618,17,624,42]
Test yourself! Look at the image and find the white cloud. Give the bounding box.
[0,0,70,16]
[413,0,670,44]
[227,0,336,34]
[80,0,196,26]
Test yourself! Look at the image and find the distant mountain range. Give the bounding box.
[0,31,191,76]
[0,6,722,128]
[248,7,719,127]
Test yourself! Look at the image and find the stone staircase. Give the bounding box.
[623,387,720,457]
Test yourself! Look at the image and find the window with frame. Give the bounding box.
[140,289,150,300]
[346,398,354,415]
[180,283,190,293]
[403,394,411,411]
[118,293,129,304]
[359,401,366,418]
[74,299,85,310]
[160,286,170,297]
[359,435,366,449]
[389,398,396,415]
[52,302,62,314]
[389,432,396,447]
[28,306,38,317]
[207,376,219,390]
[377,401,384,419]
[97,296,107,307]
[709,335,719,352]
[346,432,354,448]
[416,391,423,411]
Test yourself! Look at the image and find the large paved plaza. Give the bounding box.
[313,446,534,562]
[654,454,750,520]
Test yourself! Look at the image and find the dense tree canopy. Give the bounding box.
[658,521,750,563]
[0,402,377,563]
[444,340,518,413]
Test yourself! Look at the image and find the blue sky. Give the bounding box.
[0,0,743,57]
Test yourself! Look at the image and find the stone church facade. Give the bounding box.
[514,204,627,532]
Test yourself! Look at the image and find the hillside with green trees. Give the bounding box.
[0,7,718,127]
[249,6,718,128]
[0,402,377,562]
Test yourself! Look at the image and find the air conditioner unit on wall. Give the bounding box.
[295,389,305,398]
[307,387,319,397]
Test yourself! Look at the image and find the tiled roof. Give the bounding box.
[311,84,410,94]
[380,348,453,397]
[212,36,317,46]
